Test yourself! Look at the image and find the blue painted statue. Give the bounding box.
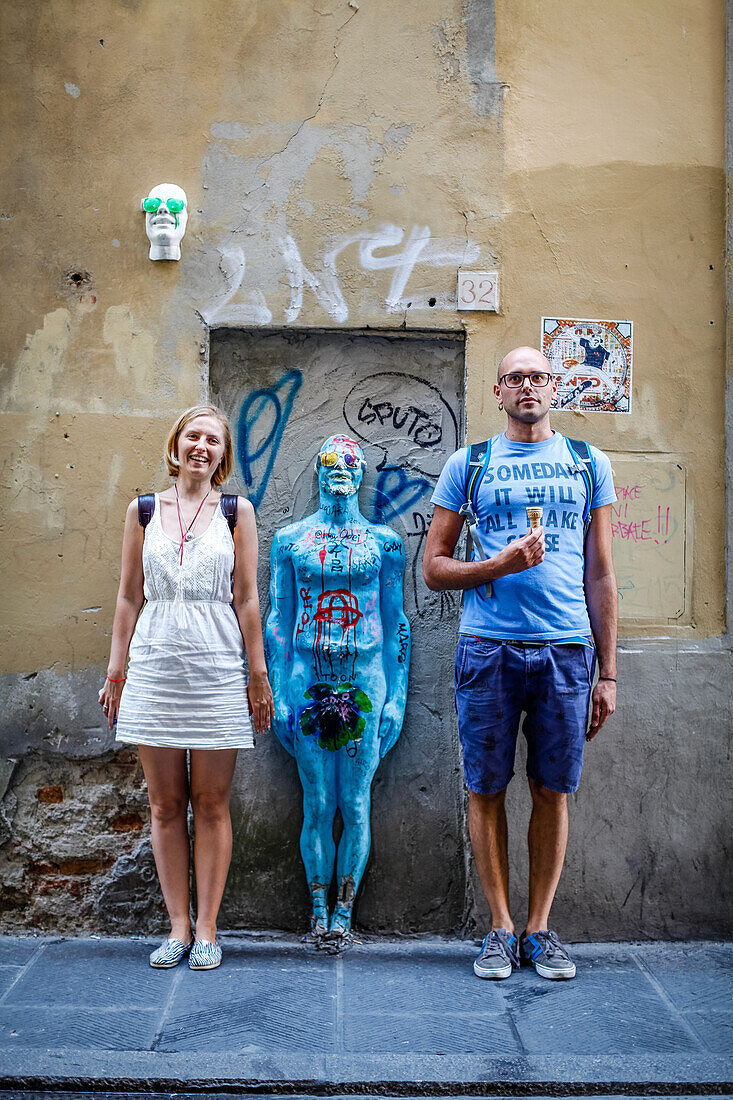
[266,434,411,947]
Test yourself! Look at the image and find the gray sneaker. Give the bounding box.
[473,928,519,980]
[520,929,576,979]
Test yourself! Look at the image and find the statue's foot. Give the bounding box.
[310,913,328,938]
[304,882,329,946]
[327,904,352,937]
[320,904,353,952]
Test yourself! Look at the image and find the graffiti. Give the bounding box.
[610,464,686,621]
[280,235,349,325]
[202,244,273,325]
[373,465,432,527]
[357,398,441,446]
[237,368,302,510]
[343,373,458,475]
[347,223,480,314]
[314,588,363,641]
[296,586,312,641]
[205,224,481,325]
[299,682,372,755]
[397,621,410,664]
[611,496,673,546]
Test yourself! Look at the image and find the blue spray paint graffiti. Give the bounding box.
[237,369,303,509]
[373,465,432,525]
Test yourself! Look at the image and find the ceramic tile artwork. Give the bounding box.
[542,318,633,413]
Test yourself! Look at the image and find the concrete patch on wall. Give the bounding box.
[173,92,498,333]
[210,328,467,933]
[0,667,117,759]
[465,643,733,941]
[465,0,503,119]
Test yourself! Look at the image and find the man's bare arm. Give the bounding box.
[422,504,545,592]
[584,503,618,739]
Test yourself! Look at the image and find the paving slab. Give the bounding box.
[0,936,729,1092]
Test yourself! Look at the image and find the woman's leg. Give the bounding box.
[189,749,238,942]
[138,746,192,943]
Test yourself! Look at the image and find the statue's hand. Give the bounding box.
[272,702,297,756]
[378,700,404,759]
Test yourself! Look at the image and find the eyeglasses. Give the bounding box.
[498,371,552,388]
[141,196,186,215]
[318,451,363,469]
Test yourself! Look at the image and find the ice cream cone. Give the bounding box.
[526,506,543,530]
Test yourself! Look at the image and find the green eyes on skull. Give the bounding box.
[142,196,186,215]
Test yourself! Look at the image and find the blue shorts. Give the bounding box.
[454,636,596,795]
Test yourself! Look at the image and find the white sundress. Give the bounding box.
[115,494,255,750]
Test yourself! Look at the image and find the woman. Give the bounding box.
[99,405,274,970]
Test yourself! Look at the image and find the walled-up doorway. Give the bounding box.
[210,328,466,933]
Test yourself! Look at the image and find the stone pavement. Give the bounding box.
[0,935,730,1095]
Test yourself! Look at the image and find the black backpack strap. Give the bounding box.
[137,494,155,529]
[220,494,238,536]
[565,438,597,529]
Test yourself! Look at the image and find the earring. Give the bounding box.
[498,402,503,411]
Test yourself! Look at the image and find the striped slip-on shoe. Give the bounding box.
[149,937,192,969]
[188,939,222,971]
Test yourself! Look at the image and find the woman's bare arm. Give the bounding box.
[99,500,145,730]
[231,496,274,733]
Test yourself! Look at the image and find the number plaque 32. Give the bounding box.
[457,271,500,312]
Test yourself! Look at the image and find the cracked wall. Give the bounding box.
[0,0,729,937]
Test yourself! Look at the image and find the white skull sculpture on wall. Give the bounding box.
[141,183,188,261]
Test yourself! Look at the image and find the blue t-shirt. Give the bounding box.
[431,431,616,641]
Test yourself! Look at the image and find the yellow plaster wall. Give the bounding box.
[0,0,726,680]
[473,0,725,633]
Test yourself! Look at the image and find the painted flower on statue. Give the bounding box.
[299,682,372,754]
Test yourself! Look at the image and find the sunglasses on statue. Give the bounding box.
[141,196,186,214]
[318,451,363,469]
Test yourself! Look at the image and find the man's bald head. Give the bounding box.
[497,347,552,382]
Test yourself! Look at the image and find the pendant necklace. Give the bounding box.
[175,483,211,565]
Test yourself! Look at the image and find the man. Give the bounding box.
[423,347,617,981]
[266,434,410,947]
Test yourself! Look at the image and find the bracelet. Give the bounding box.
[106,675,127,683]
[598,676,617,683]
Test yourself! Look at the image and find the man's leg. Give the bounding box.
[454,638,523,928]
[468,787,513,932]
[519,644,592,979]
[526,778,568,933]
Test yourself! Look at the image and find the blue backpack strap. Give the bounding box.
[220,493,238,536]
[137,494,155,529]
[461,438,496,598]
[464,436,495,514]
[565,437,596,529]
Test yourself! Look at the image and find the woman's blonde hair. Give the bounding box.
[164,405,234,488]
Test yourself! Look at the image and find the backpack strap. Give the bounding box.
[565,437,597,530]
[464,437,494,514]
[460,437,496,598]
[220,493,238,536]
[137,494,155,529]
